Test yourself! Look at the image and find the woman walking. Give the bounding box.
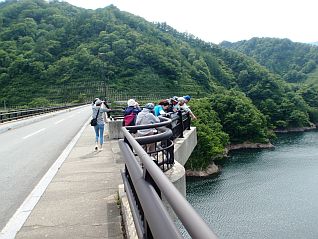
[92,98,111,151]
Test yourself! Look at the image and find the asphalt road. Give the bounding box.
[0,105,91,230]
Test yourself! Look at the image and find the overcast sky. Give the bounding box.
[56,1,318,44]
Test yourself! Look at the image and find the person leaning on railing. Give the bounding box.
[135,103,160,154]
[123,99,141,127]
[154,99,170,116]
[175,97,197,120]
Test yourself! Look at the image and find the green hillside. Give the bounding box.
[306,66,318,86]
[1,0,318,169]
[220,37,318,83]
[0,0,316,127]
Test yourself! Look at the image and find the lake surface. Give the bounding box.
[186,131,318,239]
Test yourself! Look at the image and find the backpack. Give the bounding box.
[123,112,136,126]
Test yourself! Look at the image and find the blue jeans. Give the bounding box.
[94,123,105,145]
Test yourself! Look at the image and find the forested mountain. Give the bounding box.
[1,0,318,170]
[220,37,318,83]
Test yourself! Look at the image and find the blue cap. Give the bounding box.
[183,95,191,101]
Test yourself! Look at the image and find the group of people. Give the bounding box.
[91,95,196,152]
[122,96,197,153]
[123,95,196,126]
[154,95,197,120]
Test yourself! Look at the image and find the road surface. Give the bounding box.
[0,106,92,230]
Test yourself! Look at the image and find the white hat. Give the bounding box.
[95,99,102,105]
[178,97,185,102]
[127,99,136,107]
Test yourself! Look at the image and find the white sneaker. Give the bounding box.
[99,144,103,151]
[95,143,98,151]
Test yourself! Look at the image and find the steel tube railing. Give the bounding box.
[121,170,145,238]
[121,127,218,239]
[125,116,171,131]
[135,126,173,145]
[119,140,183,239]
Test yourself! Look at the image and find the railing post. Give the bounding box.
[124,136,132,151]
[144,169,161,198]
[187,112,191,130]
[178,110,184,138]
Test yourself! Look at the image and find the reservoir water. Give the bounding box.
[186,131,318,239]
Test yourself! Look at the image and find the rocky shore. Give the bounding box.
[186,162,220,177]
[186,125,317,177]
[274,124,317,133]
[227,142,274,151]
[186,141,274,177]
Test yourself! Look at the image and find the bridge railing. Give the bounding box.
[0,103,86,123]
[120,114,218,239]
[122,111,191,171]
[126,116,174,171]
[165,111,191,139]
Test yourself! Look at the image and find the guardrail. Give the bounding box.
[166,111,191,139]
[125,116,174,171]
[120,114,218,238]
[110,109,191,137]
[0,103,86,123]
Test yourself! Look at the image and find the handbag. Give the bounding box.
[90,108,100,126]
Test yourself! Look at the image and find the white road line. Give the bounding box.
[0,119,90,239]
[22,128,46,139]
[54,119,65,125]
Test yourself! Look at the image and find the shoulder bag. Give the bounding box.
[90,108,100,126]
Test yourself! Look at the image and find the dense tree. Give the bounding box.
[220,37,318,83]
[209,90,269,143]
[1,0,318,170]
[186,98,229,170]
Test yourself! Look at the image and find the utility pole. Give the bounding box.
[3,100,6,111]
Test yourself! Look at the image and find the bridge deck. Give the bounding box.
[15,124,125,239]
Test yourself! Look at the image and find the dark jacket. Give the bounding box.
[124,106,141,116]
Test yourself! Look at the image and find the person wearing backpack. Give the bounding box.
[136,103,160,154]
[123,99,141,126]
[92,98,111,151]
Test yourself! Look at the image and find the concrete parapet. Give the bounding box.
[173,127,197,166]
[119,184,138,239]
[108,120,124,139]
[162,161,186,220]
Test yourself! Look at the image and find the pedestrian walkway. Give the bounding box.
[15,124,125,239]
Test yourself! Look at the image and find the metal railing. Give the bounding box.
[126,116,174,171]
[110,109,192,136]
[123,111,191,171]
[0,103,86,123]
[166,111,191,139]
[120,114,218,239]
